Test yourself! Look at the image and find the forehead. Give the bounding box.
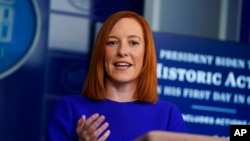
[109,18,143,36]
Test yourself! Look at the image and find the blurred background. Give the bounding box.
[0,0,249,140]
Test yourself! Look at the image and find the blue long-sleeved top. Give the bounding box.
[47,95,186,141]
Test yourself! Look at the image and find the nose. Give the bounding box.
[118,43,128,57]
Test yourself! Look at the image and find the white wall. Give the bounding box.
[144,0,242,42]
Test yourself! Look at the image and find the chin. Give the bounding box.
[113,77,137,84]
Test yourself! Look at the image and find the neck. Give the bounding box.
[105,80,137,102]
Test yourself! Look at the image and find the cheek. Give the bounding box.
[105,47,116,59]
[134,50,145,68]
[104,49,111,62]
[104,50,114,69]
[138,49,145,63]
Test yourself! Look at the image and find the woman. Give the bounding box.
[47,11,186,141]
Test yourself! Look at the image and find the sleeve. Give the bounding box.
[46,97,75,141]
[167,104,187,133]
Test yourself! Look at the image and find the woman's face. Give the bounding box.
[104,18,145,85]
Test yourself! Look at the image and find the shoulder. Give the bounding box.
[61,94,98,102]
[154,99,184,119]
[51,94,101,120]
[154,99,181,111]
[57,94,96,106]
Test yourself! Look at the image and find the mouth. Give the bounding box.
[114,62,132,68]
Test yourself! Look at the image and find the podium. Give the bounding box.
[135,131,229,141]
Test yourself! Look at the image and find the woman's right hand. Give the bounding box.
[76,113,110,141]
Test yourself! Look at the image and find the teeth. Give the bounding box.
[115,63,130,67]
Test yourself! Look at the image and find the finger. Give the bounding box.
[84,113,99,130]
[78,115,86,127]
[76,115,86,133]
[97,130,111,141]
[93,122,109,137]
[88,115,105,133]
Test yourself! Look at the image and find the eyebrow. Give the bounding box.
[128,35,141,40]
[107,36,118,39]
[107,35,142,40]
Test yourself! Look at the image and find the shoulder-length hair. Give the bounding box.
[82,11,158,103]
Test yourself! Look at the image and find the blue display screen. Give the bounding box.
[154,32,250,137]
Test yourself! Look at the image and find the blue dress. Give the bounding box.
[47,95,186,141]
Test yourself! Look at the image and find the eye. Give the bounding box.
[106,40,119,47]
[129,40,139,46]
